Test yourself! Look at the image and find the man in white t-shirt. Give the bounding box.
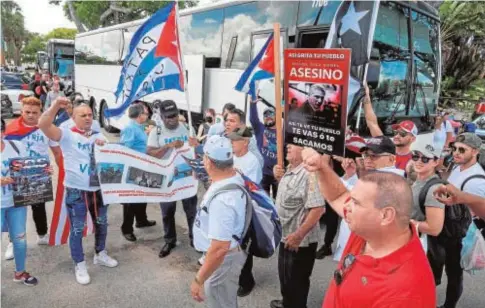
[147,100,198,258]
[226,126,262,184]
[190,135,247,308]
[4,97,62,246]
[38,97,118,285]
[429,133,485,308]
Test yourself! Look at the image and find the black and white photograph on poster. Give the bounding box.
[98,163,124,184]
[287,82,343,128]
[126,167,164,188]
[9,156,53,207]
[167,163,193,187]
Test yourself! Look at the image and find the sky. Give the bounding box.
[16,0,75,34]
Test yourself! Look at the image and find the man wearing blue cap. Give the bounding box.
[191,135,248,308]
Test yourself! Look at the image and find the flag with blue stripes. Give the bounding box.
[235,33,275,100]
[105,2,184,118]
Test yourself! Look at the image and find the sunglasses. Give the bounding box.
[451,146,468,154]
[164,113,178,119]
[393,130,409,138]
[411,154,435,164]
[334,254,356,286]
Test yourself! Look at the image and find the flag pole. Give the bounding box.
[174,2,193,136]
[273,23,284,167]
[355,63,369,130]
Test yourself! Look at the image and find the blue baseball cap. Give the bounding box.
[203,135,233,162]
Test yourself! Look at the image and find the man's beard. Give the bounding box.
[264,121,275,128]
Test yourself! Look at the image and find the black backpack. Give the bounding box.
[420,174,485,240]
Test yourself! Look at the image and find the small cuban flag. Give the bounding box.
[235,33,275,100]
[105,2,184,118]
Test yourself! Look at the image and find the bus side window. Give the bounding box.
[226,36,238,68]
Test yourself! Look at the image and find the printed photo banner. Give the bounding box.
[284,48,351,156]
[94,143,198,204]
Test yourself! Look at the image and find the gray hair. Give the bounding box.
[209,157,234,170]
[360,171,412,227]
[128,104,145,119]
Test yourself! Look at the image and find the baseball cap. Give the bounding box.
[391,120,418,137]
[159,100,178,117]
[226,126,253,141]
[455,133,482,149]
[411,142,441,158]
[360,136,396,155]
[203,135,233,162]
[263,108,275,118]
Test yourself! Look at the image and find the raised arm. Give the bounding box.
[38,97,69,142]
[249,100,265,147]
[362,84,383,137]
[302,148,349,218]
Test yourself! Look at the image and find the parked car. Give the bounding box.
[1,72,31,90]
[1,91,13,118]
[473,114,485,141]
[0,84,34,115]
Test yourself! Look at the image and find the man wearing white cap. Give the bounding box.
[190,135,248,308]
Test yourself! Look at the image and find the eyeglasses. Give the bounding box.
[411,154,435,164]
[451,146,468,154]
[362,153,390,160]
[393,130,409,138]
[334,254,356,286]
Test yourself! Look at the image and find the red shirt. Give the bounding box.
[395,152,412,170]
[322,226,435,308]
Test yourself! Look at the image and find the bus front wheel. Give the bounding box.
[100,102,118,133]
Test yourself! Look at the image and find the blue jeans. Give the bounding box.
[1,206,27,272]
[65,188,108,263]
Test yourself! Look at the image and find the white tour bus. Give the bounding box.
[75,0,441,143]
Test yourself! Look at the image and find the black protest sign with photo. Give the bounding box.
[284,48,351,156]
[9,156,53,206]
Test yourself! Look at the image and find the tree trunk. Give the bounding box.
[67,1,87,32]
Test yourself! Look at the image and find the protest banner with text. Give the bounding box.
[284,48,351,156]
[94,143,198,204]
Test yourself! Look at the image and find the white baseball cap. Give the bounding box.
[203,135,233,162]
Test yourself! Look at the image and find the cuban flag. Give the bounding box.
[235,34,275,100]
[4,117,39,141]
[105,2,184,118]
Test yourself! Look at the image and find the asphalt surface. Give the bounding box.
[2,128,485,308]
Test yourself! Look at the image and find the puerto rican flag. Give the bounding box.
[105,2,184,118]
[235,34,275,100]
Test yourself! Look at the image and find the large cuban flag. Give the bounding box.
[105,2,184,118]
[235,33,275,100]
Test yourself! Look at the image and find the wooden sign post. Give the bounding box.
[273,23,284,167]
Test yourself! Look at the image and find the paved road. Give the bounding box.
[2,128,485,308]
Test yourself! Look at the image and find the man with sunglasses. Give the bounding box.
[147,100,198,258]
[38,97,118,285]
[429,132,485,308]
[250,98,278,198]
[301,148,436,308]
[391,120,418,170]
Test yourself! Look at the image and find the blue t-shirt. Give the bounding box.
[193,174,247,252]
[250,103,277,176]
[121,120,147,154]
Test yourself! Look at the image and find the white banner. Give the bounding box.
[94,143,198,204]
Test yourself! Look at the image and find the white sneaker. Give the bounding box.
[75,261,90,285]
[37,234,49,245]
[93,250,118,268]
[5,242,14,260]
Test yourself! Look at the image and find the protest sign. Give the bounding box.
[9,156,53,206]
[94,143,198,204]
[284,48,351,156]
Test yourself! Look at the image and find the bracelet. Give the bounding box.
[194,275,203,286]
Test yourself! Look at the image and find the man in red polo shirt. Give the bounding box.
[391,120,418,171]
[301,148,435,308]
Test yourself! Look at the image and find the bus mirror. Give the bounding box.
[366,48,381,90]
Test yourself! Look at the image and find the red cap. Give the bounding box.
[392,120,418,136]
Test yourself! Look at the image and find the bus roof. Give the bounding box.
[76,0,439,38]
[48,38,74,45]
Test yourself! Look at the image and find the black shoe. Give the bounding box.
[159,242,176,258]
[270,299,283,308]
[190,239,194,248]
[136,220,156,228]
[237,282,255,297]
[315,245,332,259]
[123,233,137,242]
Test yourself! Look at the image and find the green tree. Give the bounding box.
[44,27,78,40]
[1,1,27,66]
[50,1,197,32]
[21,32,46,64]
